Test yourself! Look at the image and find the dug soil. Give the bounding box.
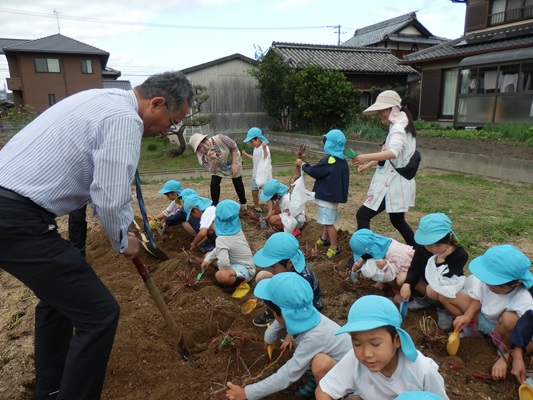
[1,138,532,400]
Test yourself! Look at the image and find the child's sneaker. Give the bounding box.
[199,241,215,254]
[436,307,453,331]
[326,247,341,259]
[457,323,482,338]
[231,281,250,299]
[292,228,301,237]
[316,237,330,247]
[253,309,275,327]
[408,295,433,311]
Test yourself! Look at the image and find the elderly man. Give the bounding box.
[0,71,194,400]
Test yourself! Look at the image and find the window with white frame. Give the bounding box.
[81,59,93,74]
[35,58,61,73]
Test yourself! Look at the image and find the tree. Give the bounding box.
[165,85,213,157]
[249,52,296,131]
[293,65,361,132]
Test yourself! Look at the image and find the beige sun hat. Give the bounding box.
[362,90,402,115]
[189,133,208,152]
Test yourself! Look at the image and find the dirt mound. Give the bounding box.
[0,180,524,400]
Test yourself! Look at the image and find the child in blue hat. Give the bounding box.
[226,273,352,400]
[295,129,349,259]
[150,180,183,221]
[241,127,272,212]
[259,179,306,234]
[201,200,255,298]
[316,295,449,400]
[251,232,323,327]
[453,244,533,382]
[183,194,217,252]
[348,229,414,301]
[399,213,469,331]
[162,188,205,245]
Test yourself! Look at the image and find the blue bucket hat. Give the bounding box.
[214,200,241,236]
[414,213,457,246]
[183,194,213,220]
[260,179,288,202]
[243,127,269,144]
[469,244,533,288]
[323,129,346,159]
[158,180,182,195]
[335,295,418,362]
[253,232,305,272]
[349,229,392,261]
[179,188,197,201]
[254,272,320,335]
[395,393,444,400]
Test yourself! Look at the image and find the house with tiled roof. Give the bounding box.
[402,0,533,127]
[1,34,130,113]
[269,42,417,107]
[342,12,449,59]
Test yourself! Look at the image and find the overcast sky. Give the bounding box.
[0,0,467,90]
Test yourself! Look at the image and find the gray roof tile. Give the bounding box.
[270,42,417,74]
[342,12,447,47]
[403,22,533,63]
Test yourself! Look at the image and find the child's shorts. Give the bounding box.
[477,311,496,335]
[250,178,259,191]
[316,205,339,225]
[230,262,255,282]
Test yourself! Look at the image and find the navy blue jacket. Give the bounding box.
[302,155,349,203]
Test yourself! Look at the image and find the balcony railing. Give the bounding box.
[489,6,533,26]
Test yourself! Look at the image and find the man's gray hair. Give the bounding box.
[135,71,195,113]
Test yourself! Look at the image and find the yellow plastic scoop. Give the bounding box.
[241,298,258,314]
[447,331,460,356]
[267,344,276,361]
[519,382,533,400]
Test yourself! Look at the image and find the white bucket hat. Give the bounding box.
[189,133,208,152]
[362,90,402,115]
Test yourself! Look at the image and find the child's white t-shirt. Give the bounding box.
[252,145,270,179]
[467,276,533,323]
[319,349,449,400]
[163,200,179,217]
[199,205,216,230]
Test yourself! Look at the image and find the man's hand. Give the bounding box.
[122,232,140,259]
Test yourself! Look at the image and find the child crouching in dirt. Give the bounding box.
[201,200,256,298]
[295,129,349,259]
[315,295,449,400]
[150,180,182,221]
[400,213,469,331]
[452,244,533,382]
[259,179,305,234]
[251,232,323,328]
[183,193,217,252]
[348,229,414,302]
[225,273,352,400]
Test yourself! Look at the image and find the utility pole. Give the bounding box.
[54,9,62,34]
[329,25,346,45]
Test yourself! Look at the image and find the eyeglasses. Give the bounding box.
[165,104,177,129]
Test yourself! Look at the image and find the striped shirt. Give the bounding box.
[0,88,143,253]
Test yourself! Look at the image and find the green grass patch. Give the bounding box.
[414,173,533,259]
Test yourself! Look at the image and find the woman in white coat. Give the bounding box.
[352,90,417,247]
